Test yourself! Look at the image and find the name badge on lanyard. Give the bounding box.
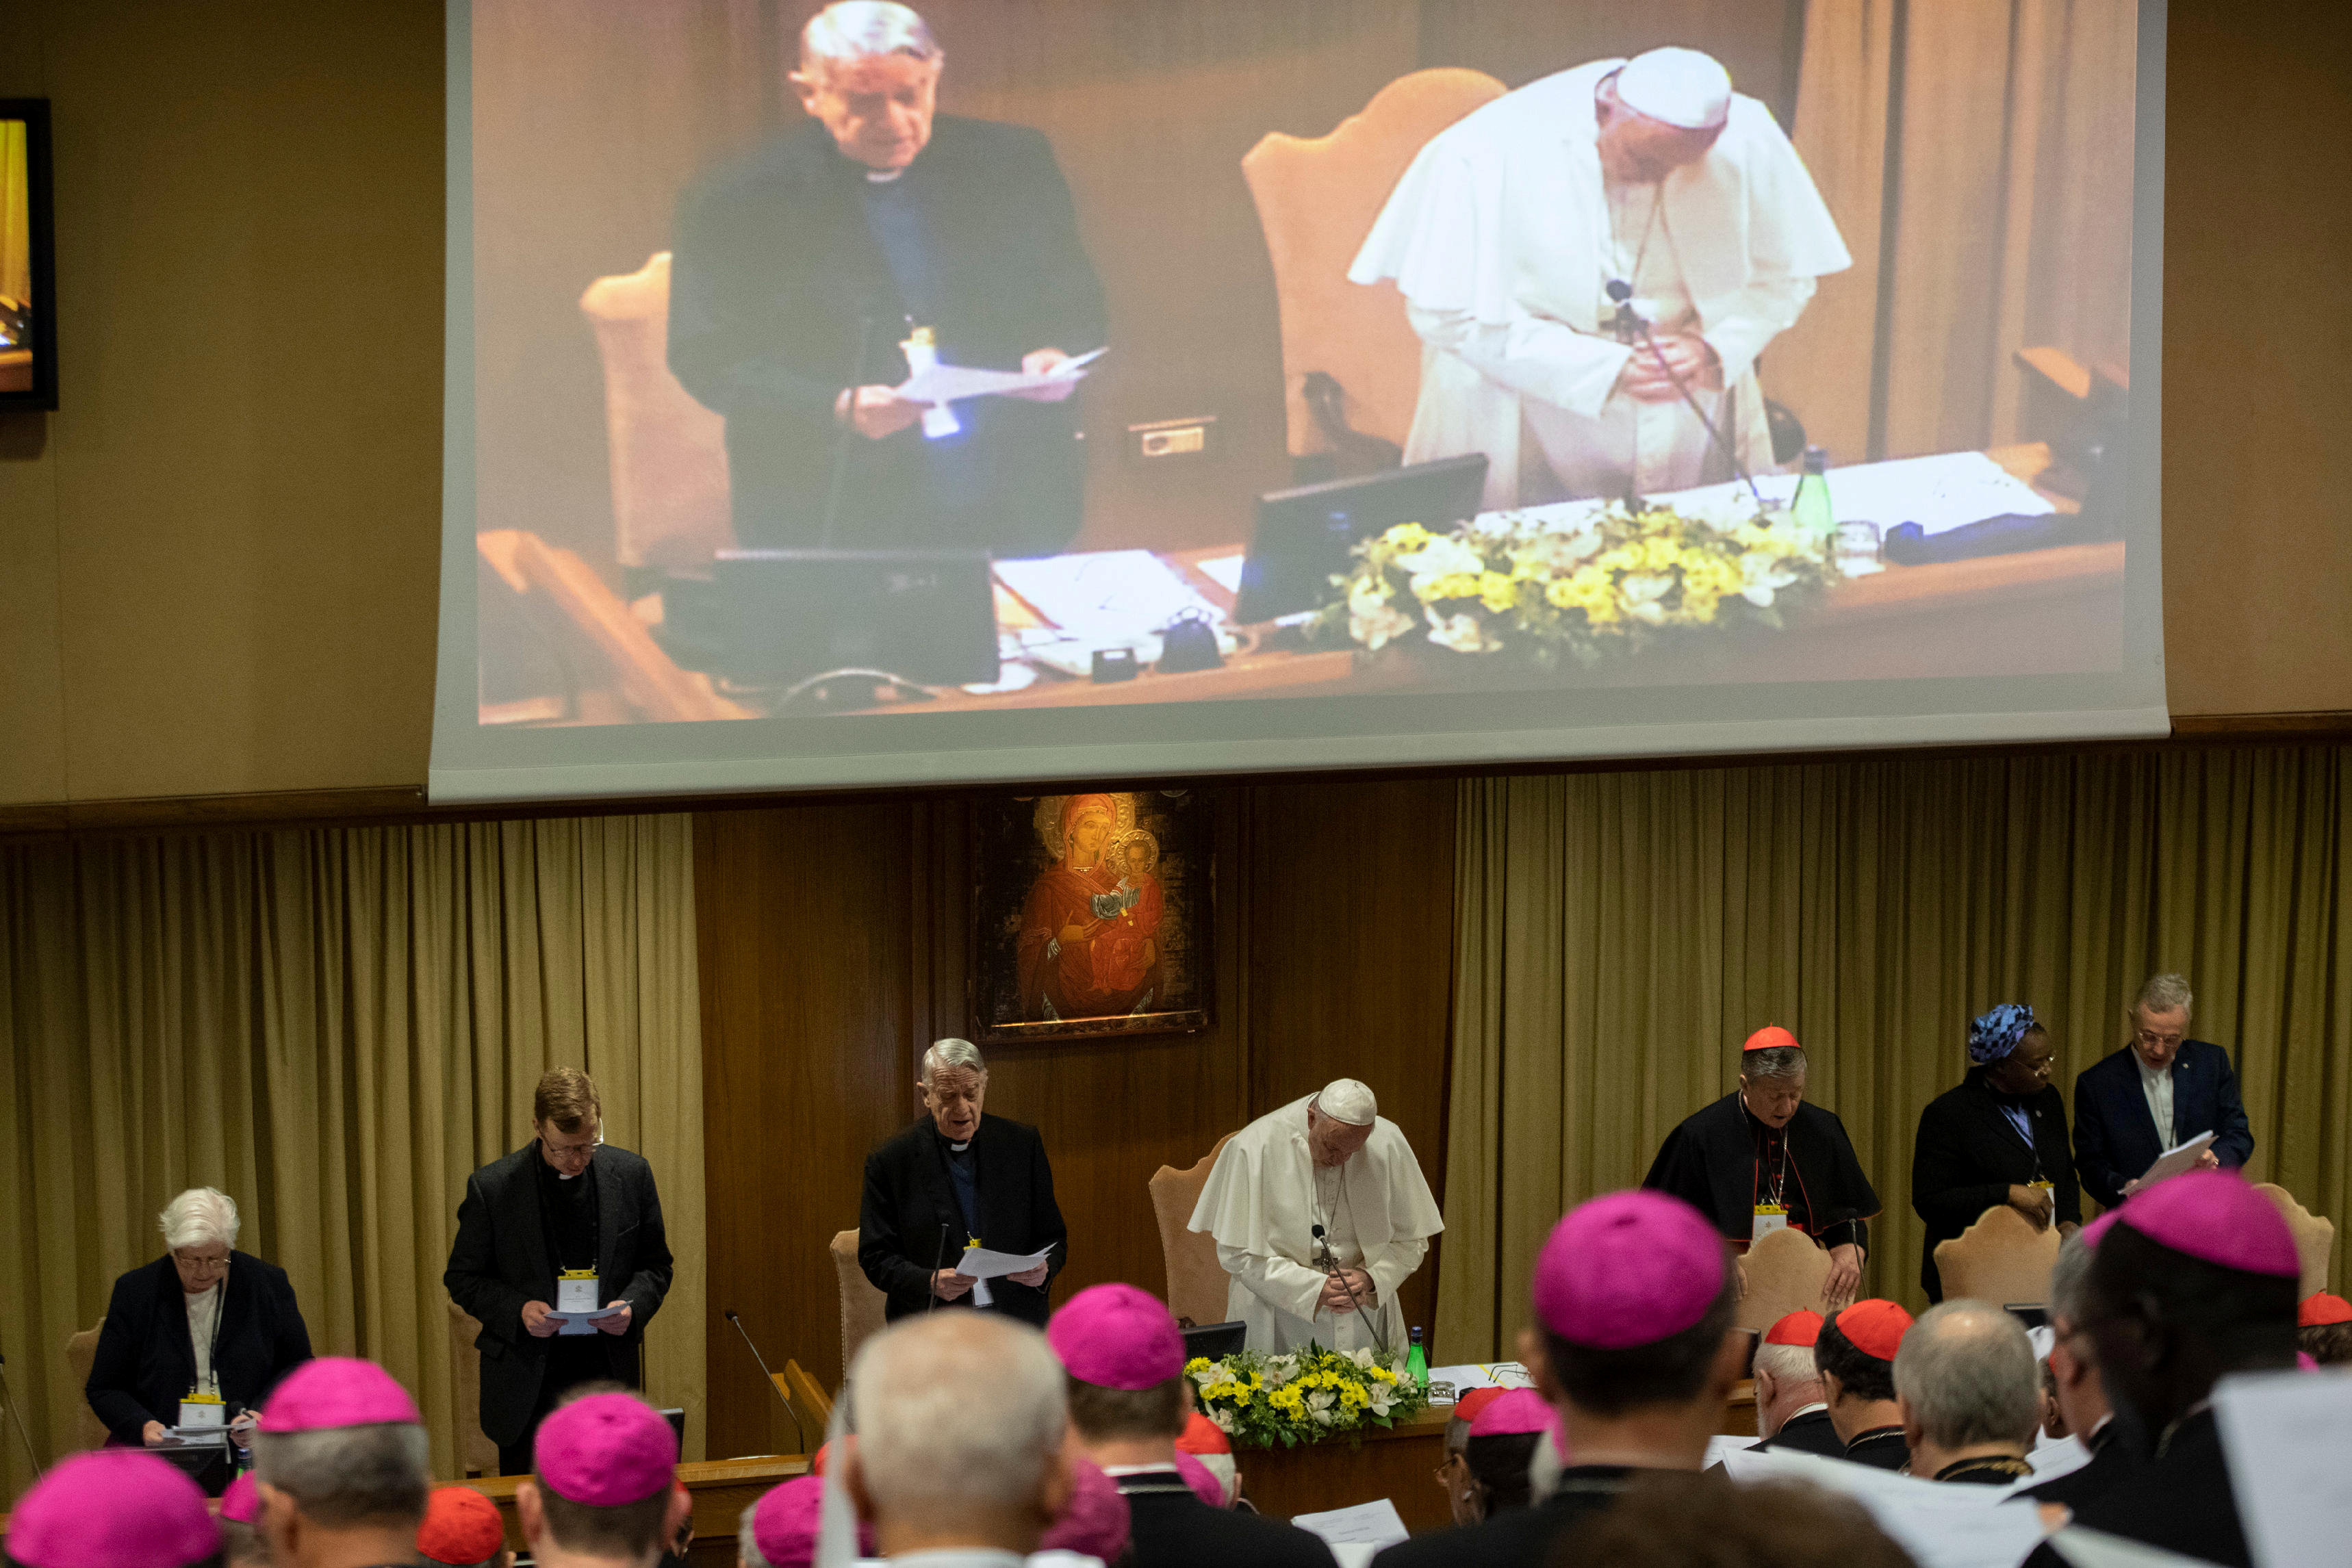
[1752,1205,1789,1243]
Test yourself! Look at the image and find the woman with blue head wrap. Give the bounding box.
[1909,1002,2082,1301]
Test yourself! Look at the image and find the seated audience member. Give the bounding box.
[1036,1458,1130,1563]
[841,1312,1075,1562]
[1175,1411,1236,1506]
[1375,1190,1745,1568]
[1049,1281,1333,1568]
[251,1357,432,1568]
[2027,1222,2130,1509]
[1751,1311,1840,1456]
[1892,1302,2040,1484]
[216,1474,268,1568]
[1435,1387,1507,1524]
[1,1450,220,1568]
[420,1485,515,1568]
[1171,1449,1228,1509]
[740,1477,875,1568]
[2023,1171,2301,1568]
[1556,1474,1918,1568]
[1813,1301,1913,1470]
[1457,1389,1547,1519]
[518,1391,690,1568]
[1911,1005,2081,1302]
[2298,1291,2352,1365]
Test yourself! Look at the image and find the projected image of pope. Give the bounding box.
[1189,1079,1444,1354]
[667,2,1107,556]
[1350,47,1850,511]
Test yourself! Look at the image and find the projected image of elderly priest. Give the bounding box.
[667,2,1107,556]
[1350,47,1849,511]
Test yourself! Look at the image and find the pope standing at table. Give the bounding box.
[1189,1079,1443,1354]
[1348,46,1848,511]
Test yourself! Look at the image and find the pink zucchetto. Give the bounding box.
[1172,1448,1229,1508]
[2116,1170,2301,1279]
[1047,1282,1186,1390]
[534,1392,679,1507]
[3,1450,220,1568]
[1533,1190,1726,1348]
[750,1476,873,1568]
[218,1472,263,1526]
[1038,1457,1131,1560]
[1468,1388,1552,1438]
[2078,1210,2123,1249]
[257,1355,422,1432]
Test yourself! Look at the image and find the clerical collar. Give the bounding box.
[1933,1453,2034,1483]
[951,1140,970,1153]
[865,166,907,184]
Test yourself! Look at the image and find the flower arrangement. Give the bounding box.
[1315,501,1838,665]
[1185,1344,1428,1449]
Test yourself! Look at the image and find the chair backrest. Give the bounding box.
[1733,1226,1835,1333]
[1934,1205,2061,1306]
[2253,1183,2336,1300]
[577,252,735,571]
[1147,1134,1236,1328]
[831,1229,889,1380]
[1240,68,1506,458]
[784,1357,834,1437]
[446,1302,502,1476]
[62,1320,109,1455]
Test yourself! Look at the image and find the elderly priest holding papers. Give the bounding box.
[1643,1026,1876,1310]
[1190,1079,1442,1354]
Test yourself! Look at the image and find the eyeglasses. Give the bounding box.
[544,1129,604,1161]
[2133,1030,2184,1049]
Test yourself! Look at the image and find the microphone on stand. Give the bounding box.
[1605,277,1767,513]
[925,1221,953,1314]
[819,313,880,549]
[723,1309,809,1452]
[1311,1224,1392,1359]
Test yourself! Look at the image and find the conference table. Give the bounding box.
[817,442,2121,717]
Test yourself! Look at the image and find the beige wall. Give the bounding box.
[1,0,2346,809]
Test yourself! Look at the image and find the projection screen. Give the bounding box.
[432,0,2167,802]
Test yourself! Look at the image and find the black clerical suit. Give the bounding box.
[2025,1419,2135,1511]
[1755,1405,1845,1458]
[1644,1095,1878,1253]
[443,1140,674,1474]
[1374,1467,1696,1568]
[1911,1068,2080,1301]
[86,1252,314,1468]
[858,1112,1067,1326]
[2024,1409,2253,1568]
[1841,1424,1911,1471]
[669,116,1107,556]
[1111,1469,1336,1568]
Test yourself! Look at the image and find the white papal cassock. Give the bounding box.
[1188,1094,1444,1354]
[1348,58,1851,511]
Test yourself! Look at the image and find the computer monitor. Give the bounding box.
[715,549,999,689]
[1181,1320,1247,1362]
[1231,453,1490,624]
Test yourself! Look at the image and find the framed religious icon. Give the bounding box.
[972,788,1214,1042]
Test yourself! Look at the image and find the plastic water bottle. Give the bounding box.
[1790,445,1835,541]
[1406,1326,1429,1387]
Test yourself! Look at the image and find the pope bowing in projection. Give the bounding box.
[1190,1079,1443,1354]
[1349,47,1849,511]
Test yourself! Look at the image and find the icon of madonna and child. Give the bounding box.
[974,790,1211,1041]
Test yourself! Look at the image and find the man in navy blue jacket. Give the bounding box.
[2071,973,2253,1210]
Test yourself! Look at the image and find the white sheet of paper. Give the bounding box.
[993,550,1225,642]
[2214,1368,2352,1568]
[2046,1527,2229,1568]
[1501,450,2058,540]
[1288,1498,1409,1552]
[2017,1432,2091,1493]
[955,1244,1054,1281]
[1426,1362,1533,1392]
[1719,1448,2048,1568]
[895,347,1105,406]
[1704,1435,1759,1469]
[1195,553,1247,594]
[2135,1130,2216,1188]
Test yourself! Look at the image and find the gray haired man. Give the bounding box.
[858,1039,1067,1325]
[250,1357,431,1568]
[1893,1301,2041,1484]
[2071,973,2254,1209]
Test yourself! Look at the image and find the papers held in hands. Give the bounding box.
[1290,1498,1410,1561]
[895,348,1105,407]
[548,1274,608,1337]
[2214,1368,2352,1568]
[956,1242,1055,1309]
[2136,1130,2217,1190]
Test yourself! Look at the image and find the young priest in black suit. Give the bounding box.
[859,1038,1067,1325]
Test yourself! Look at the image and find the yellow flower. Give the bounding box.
[1544,578,1581,610]
[1186,1358,1211,1374]
[1382,522,1433,550]
[1478,572,1518,613]
[1417,571,1482,603]
[1642,535,1680,570]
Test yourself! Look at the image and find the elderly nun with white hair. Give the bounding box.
[86,1186,313,1487]
[1190,1080,1443,1354]
[858,1039,1068,1326]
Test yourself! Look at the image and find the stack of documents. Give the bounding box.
[955,1243,1054,1309]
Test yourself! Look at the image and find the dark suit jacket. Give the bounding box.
[443,1142,674,1446]
[86,1252,313,1445]
[858,1113,1066,1326]
[1114,1474,1337,1568]
[2023,1410,2251,1568]
[1373,1467,1660,1568]
[2071,1040,2253,1210]
[1756,1406,1845,1457]
[668,116,1107,555]
[2024,1422,2136,1511]
[1911,1069,2080,1300]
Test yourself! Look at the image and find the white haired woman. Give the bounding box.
[84,1186,313,1492]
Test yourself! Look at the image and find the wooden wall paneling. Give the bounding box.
[696,804,915,1461]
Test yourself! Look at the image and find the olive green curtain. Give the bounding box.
[1436,745,2352,1363]
[0,815,708,1503]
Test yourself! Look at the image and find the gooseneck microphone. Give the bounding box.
[1312,1223,1392,1359]
[1605,277,1767,513]
[926,1220,953,1314]
[724,1309,809,1451]
[819,313,880,548]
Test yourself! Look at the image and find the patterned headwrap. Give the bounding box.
[1968,1003,2037,1064]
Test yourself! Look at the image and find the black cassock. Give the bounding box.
[1642,1094,1879,1252]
